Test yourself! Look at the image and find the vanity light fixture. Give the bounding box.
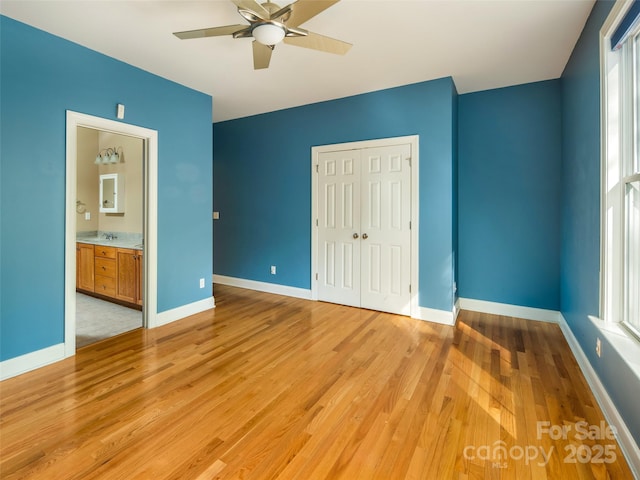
[94,146,124,165]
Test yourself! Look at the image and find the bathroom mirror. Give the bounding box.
[99,173,125,213]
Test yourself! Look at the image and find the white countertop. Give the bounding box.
[77,236,143,251]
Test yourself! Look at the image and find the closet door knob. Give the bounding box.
[362,233,368,240]
[353,233,359,239]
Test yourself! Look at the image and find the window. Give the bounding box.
[626,178,639,334]
[603,1,640,339]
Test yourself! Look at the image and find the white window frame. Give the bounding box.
[601,0,640,340]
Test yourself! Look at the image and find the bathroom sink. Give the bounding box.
[78,237,115,244]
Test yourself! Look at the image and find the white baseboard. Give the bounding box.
[215,274,454,324]
[558,315,640,477]
[213,274,312,300]
[0,297,216,380]
[459,297,562,323]
[415,306,456,326]
[153,296,216,328]
[459,298,638,473]
[0,343,65,381]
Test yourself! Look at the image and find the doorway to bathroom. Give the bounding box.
[75,127,144,347]
[65,111,159,357]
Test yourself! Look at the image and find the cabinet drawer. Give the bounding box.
[95,257,116,278]
[95,246,117,259]
[95,274,116,296]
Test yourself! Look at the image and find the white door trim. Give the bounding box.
[65,111,159,358]
[311,135,420,318]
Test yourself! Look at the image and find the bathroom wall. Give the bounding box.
[76,127,99,232]
[97,132,143,234]
[76,129,144,235]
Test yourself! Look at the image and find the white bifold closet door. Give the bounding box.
[317,143,411,315]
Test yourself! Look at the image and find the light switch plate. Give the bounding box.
[85,212,91,220]
[116,104,125,119]
[213,211,220,220]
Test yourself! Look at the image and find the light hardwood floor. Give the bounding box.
[0,285,634,479]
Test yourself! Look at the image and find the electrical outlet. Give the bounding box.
[596,337,602,358]
[199,278,205,289]
[85,212,91,220]
[270,265,276,275]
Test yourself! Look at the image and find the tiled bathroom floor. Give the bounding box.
[76,293,142,348]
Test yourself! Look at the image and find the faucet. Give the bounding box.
[103,232,117,241]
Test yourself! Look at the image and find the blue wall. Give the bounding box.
[0,16,213,361]
[458,80,563,310]
[452,84,459,300]
[214,78,457,312]
[561,0,640,444]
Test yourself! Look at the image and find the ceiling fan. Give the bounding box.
[173,0,352,70]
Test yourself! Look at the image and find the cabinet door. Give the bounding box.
[136,250,143,306]
[116,249,137,304]
[76,243,95,292]
[99,173,125,213]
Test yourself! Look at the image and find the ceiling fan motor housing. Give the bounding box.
[252,22,286,45]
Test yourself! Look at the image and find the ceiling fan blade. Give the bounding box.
[270,4,293,21]
[283,31,351,55]
[174,24,248,40]
[284,25,307,37]
[231,0,270,20]
[253,41,273,69]
[286,0,340,28]
[233,27,254,39]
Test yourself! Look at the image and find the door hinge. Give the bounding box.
[409,221,411,230]
[316,218,319,227]
[315,164,319,173]
[316,273,318,280]
[407,157,412,166]
[409,284,411,293]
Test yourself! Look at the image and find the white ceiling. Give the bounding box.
[1,0,595,122]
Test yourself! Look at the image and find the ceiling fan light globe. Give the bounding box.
[252,23,285,46]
